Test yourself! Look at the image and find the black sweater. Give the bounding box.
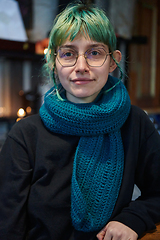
[0,105,160,240]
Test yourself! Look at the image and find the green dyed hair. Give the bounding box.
[46,2,117,68]
[44,2,122,98]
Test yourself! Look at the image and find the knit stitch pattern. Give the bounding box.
[40,75,131,232]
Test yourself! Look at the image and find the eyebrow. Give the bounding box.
[59,43,107,49]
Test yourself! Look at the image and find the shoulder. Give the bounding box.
[129,105,148,117]
[122,105,157,140]
[10,114,42,134]
[127,105,152,125]
[8,114,45,144]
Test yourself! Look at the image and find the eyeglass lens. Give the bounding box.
[57,47,109,67]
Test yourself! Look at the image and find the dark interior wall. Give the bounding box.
[16,0,33,29]
[58,0,95,13]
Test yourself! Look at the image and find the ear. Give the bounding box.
[109,50,122,73]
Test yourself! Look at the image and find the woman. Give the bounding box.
[0,2,160,240]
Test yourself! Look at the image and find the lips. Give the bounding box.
[71,78,94,85]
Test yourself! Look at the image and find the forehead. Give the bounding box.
[59,33,109,50]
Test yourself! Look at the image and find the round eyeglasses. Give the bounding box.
[54,47,112,67]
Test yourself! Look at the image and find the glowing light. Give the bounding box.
[16,118,22,122]
[44,48,48,55]
[26,106,32,114]
[17,108,26,118]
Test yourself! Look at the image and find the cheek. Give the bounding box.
[55,60,72,82]
[55,62,65,82]
[96,66,110,83]
[55,60,61,76]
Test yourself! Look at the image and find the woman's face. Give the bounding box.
[55,35,121,103]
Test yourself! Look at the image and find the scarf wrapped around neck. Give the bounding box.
[39,75,131,232]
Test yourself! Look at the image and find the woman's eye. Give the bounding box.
[87,48,106,58]
[88,49,103,56]
[59,49,76,58]
[64,52,73,57]
[89,51,99,56]
[60,51,73,58]
[91,51,99,56]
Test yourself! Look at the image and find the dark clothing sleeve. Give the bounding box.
[0,115,77,240]
[74,106,160,240]
[112,106,160,237]
[0,133,33,239]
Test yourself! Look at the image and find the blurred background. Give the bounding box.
[0,0,160,150]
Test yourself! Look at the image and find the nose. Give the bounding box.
[75,54,89,73]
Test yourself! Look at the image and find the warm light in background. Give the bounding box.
[35,38,49,55]
[0,107,4,117]
[44,48,48,55]
[26,106,32,114]
[17,108,26,118]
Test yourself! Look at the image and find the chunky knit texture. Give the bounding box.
[40,75,131,232]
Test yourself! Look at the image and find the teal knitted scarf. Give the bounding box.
[39,75,131,232]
